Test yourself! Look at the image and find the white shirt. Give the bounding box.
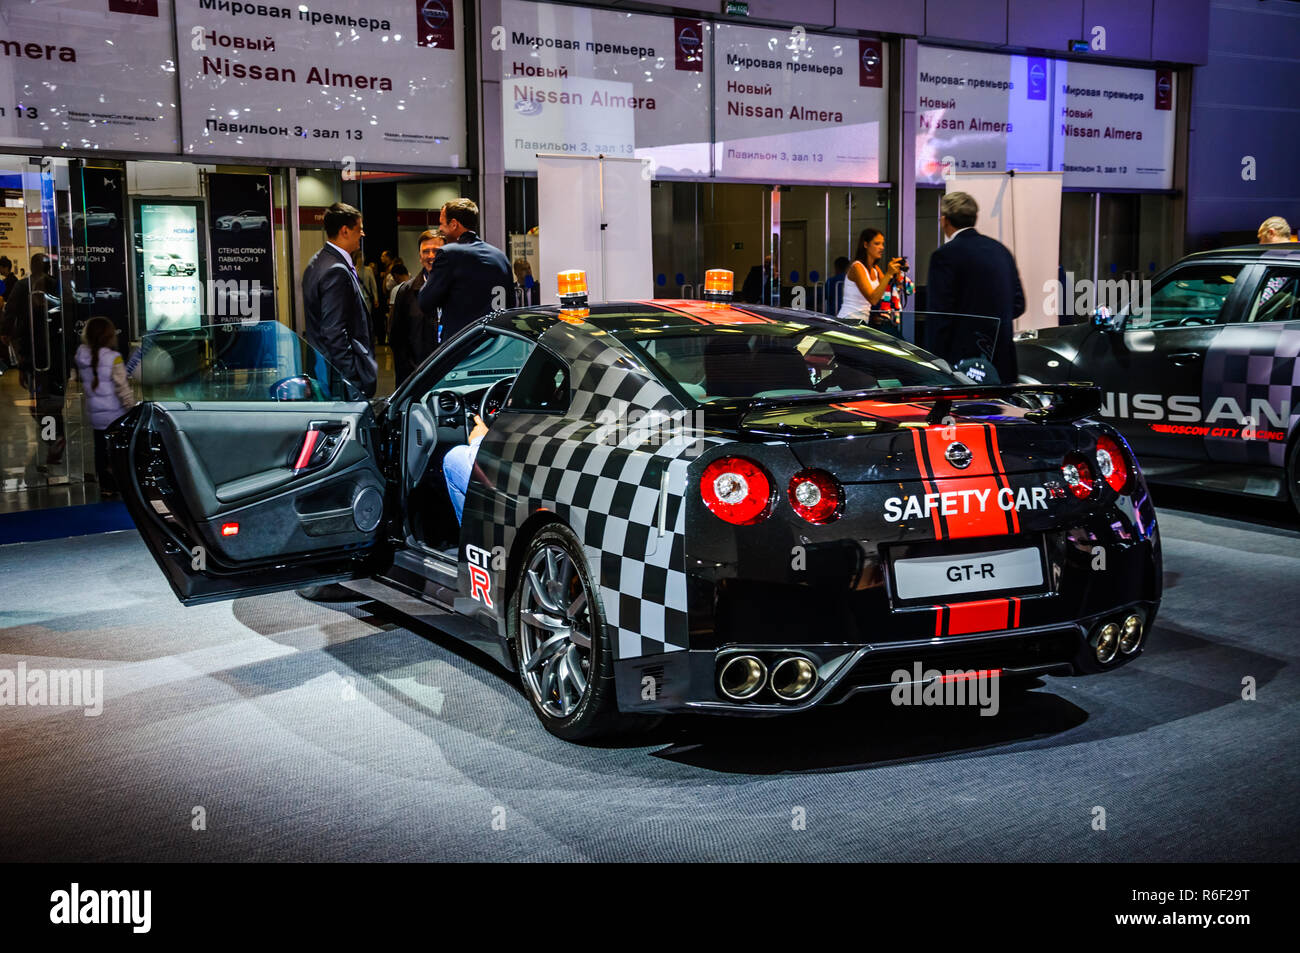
[837,262,879,323]
[945,227,973,243]
[326,241,356,271]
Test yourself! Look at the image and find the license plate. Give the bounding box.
[892,547,1044,601]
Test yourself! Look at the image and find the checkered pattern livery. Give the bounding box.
[463,321,729,659]
[1202,324,1300,467]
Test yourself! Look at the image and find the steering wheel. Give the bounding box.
[478,375,516,423]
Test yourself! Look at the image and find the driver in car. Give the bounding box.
[443,413,489,524]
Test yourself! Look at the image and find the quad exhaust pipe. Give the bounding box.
[769,656,817,701]
[718,655,767,701]
[718,653,818,703]
[1091,612,1145,663]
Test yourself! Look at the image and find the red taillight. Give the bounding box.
[787,469,843,524]
[1061,453,1095,499]
[221,523,239,537]
[700,456,773,525]
[1094,435,1130,494]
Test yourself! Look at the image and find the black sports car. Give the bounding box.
[110,297,1161,740]
[1017,244,1300,513]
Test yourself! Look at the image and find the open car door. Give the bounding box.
[108,322,390,605]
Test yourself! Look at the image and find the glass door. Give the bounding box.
[0,155,90,510]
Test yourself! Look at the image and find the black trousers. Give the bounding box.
[93,428,116,494]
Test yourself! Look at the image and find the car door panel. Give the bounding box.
[1082,262,1252,462]
[1203,265,1300,469]
[110,400,388,605]
[149,402,373,519]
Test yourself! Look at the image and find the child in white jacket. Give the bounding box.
[76,317,137,499]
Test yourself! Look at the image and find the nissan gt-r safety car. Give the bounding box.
[110,272,1162,741]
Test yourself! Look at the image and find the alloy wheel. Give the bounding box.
[517,544,594,719]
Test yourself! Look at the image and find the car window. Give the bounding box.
[1240,268,1300,324]
[618,322,955,404]
[505,347,570,414]
[427,331,535,395]
[138,321,361,402]
[1128,264,1244,330]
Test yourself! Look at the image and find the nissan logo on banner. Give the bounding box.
[858,39,882,88]
[417,0,456,49]
[675,18,704,72]
[1027,57,1047,100]
[1155,69,1173,110]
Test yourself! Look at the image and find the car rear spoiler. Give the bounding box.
[741,382,1102,425]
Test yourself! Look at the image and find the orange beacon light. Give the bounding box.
[556,269,589,320]
[703,268,733,305]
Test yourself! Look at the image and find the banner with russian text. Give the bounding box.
[0,0,179,153]
[176,0,466,167]
[916,47,1176,190]
[1054,60,1176,189]
[501,0,710,176]
[712,23,888,184]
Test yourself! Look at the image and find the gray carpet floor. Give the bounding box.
[1,499,1297,862]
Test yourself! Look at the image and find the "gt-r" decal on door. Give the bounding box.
[465,543,494,609]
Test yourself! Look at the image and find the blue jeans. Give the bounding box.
[443,441,478,524]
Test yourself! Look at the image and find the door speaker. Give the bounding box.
[352,485,384,532]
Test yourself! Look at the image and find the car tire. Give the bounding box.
[232,222,241,233]
[168,265,177,276]
[509,524,658,742]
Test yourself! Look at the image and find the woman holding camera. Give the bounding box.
[838,228,907,336]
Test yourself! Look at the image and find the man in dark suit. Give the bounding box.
[301,202,377,397]
[389,229,444,386]
[925,191,1026,383]
[418,198,514,342]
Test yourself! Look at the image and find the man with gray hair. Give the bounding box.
[925,190,1025,383]
[1257,216,1293,244]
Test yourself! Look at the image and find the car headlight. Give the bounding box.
[1014,328,1038,341]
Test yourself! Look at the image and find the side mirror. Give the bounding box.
[1092,306,1114,330]
[269,375,318,401]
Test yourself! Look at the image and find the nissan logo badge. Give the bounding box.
[945,442,973,469]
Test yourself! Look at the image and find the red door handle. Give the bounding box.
[293,429,322,472]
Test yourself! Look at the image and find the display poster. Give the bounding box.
[137,201,204,332]
[915,47,1176,190]
[207,173,275,324]
[67,166,130,345]
[0,0,180,153]
[501,0,711,175]
[0,207,28,273]
[176,0,466,167]
[713,24,887,184]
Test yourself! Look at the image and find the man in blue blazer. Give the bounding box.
[302,202,377,397]
[418,198,515,343]
[925,191,1026,384]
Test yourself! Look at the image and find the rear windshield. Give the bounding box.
[615,322,956,404]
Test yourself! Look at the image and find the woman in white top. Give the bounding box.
[838,228,904,329]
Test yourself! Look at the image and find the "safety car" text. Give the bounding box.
[883,486,1049,522]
